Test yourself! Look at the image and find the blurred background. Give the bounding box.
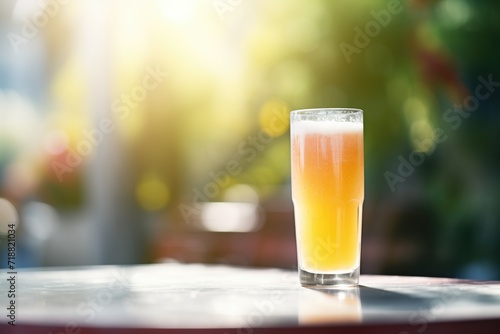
[1,0,499,279]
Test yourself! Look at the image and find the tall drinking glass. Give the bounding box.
[290,108,364,286]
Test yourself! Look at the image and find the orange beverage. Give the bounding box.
[291,109,364,286]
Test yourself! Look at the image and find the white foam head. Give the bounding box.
[292,120,363,135]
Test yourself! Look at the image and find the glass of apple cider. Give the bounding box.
[291,108,364,286]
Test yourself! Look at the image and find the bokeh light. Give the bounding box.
[136,173,171,211]
[0,0,499,280]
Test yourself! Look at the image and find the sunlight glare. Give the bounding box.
[160,0,197,24]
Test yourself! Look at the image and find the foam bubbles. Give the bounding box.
[293,120,363,136]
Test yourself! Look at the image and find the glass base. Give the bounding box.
[299,267,359,287]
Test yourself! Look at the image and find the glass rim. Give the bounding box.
[291,108,363,115]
